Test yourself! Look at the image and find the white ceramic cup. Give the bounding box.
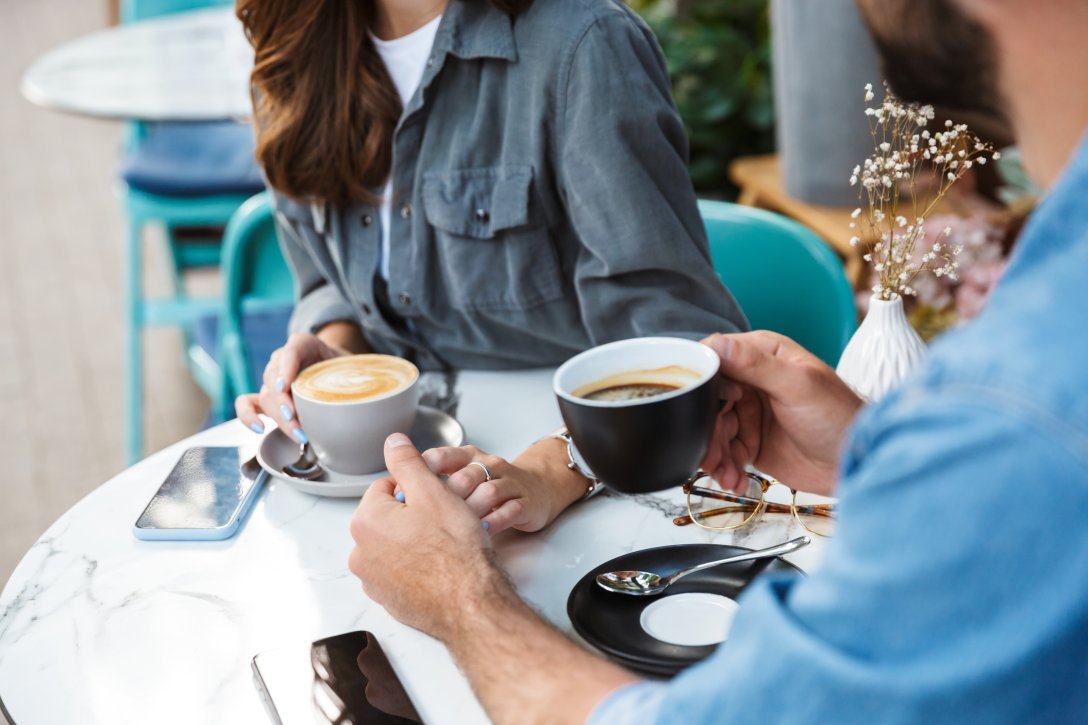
[291,354,420,475]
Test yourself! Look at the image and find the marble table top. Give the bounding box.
[20,7,251,121]
[0,368,826,724]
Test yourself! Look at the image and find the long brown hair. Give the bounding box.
[238,0,530,207]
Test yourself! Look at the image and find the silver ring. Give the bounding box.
[467,461,492,482]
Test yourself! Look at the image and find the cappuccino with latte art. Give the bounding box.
[292,354,420,474]
[293,355,417,404]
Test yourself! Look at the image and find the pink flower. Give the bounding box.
[955,259,1007,321]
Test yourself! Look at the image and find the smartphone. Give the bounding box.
[252,631,421,724]
[132,446,266,541]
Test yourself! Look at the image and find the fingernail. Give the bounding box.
[386,433,412,448]
[249,421,265,435]
[275,377,285,393]
[291,427,308,444]
[395,491,406,503]
[716,337,733,358]
[482,521,490,531]
[279,404,293,422]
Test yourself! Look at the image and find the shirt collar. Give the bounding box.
[433,0,518,63]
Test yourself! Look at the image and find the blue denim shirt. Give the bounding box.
[592,135,1088,724]
[270,0,745,371]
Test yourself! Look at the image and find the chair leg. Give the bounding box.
[164,224,186,298]
[125,218,144,465]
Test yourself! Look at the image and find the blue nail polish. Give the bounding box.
[291,427,308,444]
[275,377,285,393]
[395,491,406,503]
[280,404,293,422]
[249,422,265,435]
[482,521,490,530]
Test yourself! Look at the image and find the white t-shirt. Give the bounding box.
[371,14,442,281]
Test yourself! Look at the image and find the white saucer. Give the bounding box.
[639,593,740,647]
[257,406,465,498]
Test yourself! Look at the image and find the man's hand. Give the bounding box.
[349,435,638,724]
[701,331,863,496]
[348,433,501,637]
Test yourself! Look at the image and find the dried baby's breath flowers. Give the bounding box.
[850,83,1000,301]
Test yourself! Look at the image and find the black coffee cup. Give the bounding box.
[553,337,721,494]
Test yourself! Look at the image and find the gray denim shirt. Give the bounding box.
[270,0,747,371]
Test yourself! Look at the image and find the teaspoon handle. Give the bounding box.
[663,536,811,587]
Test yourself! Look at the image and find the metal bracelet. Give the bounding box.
[549,429,604,502]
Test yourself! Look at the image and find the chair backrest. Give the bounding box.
[699,200,856,367]
[219,192,294,401]
[121,0,233,23]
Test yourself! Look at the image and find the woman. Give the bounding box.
[235,0,746,531]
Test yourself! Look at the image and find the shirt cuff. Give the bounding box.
[586,681,668,725]
[289,285,357,336]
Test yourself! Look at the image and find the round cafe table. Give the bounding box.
[20,6,250,121]
[0,369,826,725]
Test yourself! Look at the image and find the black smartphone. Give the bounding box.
[133,446,266,541]
[252,631,421,724]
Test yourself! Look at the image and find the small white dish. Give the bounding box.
[639,593,740,647]
[257,405,465,498]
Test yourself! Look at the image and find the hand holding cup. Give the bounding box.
[235,332,348,442]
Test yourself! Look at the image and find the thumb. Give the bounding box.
[705,332,799,395]
[383,433,445,500]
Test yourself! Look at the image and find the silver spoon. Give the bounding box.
[282,442,323,480]
[596,536,811,597]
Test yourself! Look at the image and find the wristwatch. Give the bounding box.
[549,429,605,502]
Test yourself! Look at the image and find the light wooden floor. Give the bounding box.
[0,0,214,608]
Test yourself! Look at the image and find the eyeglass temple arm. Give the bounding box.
[688,477,836,514]
[673,503,762,526]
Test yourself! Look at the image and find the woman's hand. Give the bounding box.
[421,441,587,534]
[700,331,864,497]
[234,331,348,441]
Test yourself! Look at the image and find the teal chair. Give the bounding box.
[118,0,264,461]
[190,192,295,422]
[121,0,229,21]
[699,200,857,367]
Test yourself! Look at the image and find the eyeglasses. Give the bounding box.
[673,471,836,537]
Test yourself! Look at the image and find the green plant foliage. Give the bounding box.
[631,0,775,196]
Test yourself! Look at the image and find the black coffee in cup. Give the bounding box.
[582,383,676,401]
[575,365,700,402]
[554,338,720,494]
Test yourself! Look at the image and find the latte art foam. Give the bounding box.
[293,355,418,403]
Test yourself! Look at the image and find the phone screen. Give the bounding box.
[253,631,421,724]
[135,446,259,530]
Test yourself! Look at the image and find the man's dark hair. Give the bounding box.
[858,0,1011,142]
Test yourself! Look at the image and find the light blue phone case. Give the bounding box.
[133,447,267,541]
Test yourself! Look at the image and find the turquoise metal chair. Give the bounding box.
[121,0,229,22]
[190,192,294,422]
[699,200,857,367]
[118,0,263,461]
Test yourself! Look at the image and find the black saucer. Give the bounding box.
[567,544,803,676]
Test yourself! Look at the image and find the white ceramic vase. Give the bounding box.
[835,295,927,402]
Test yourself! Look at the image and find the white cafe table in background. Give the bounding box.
[0,369,825,725]
[20,6,251,121]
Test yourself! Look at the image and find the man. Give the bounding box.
[347,0,1088,721]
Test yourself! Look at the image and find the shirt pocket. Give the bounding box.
[422,165,564,312]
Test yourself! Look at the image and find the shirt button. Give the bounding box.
[398,291,412,306]
[400,204,413,219]
[474,208,490,224]
[427,56,435,67]
[361,214,373,227]
[361,303,372,315]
